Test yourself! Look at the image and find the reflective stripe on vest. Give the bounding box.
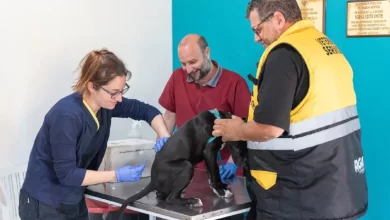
[247,105,360,151]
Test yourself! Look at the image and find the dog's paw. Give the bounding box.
[188,198,203,207]
[210,182,228,190]
[212,187,234,198]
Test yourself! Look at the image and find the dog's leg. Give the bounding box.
[165,161,203,207]
[225,141,248,168]
[203,142,233,198]
[156,191,168,201]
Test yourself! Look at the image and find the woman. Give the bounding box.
[18,48,170,219]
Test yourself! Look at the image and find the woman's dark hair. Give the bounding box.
[72,48,132,93]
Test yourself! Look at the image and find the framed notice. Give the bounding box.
[296,0,326,33]
[347,0,390,37]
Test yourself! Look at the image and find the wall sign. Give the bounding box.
[296,0,326,33]
[347,0,390,37]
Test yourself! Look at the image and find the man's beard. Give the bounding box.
[188,56,212,82]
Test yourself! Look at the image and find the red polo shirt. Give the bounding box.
[158,61,251,176]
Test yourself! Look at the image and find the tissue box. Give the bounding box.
[99,138,156,177]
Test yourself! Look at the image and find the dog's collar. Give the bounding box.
[207,109,221,143]
[207,109,225,171]
[208,109,221,120]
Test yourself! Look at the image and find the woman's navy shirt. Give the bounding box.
[22,92,161,207]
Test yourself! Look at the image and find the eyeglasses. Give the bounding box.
[100,83,130,99]
[252,13,274,37]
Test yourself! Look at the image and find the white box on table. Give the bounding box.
[99,138,156,178]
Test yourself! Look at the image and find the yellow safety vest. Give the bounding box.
[246,20,368,219]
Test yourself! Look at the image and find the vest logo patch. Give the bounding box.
[301,0,308,6]
[315,37,342,56]
[354,156,365,174]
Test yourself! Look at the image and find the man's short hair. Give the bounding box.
[246,0,302,22]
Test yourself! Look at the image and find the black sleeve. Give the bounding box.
[253,44,304,133]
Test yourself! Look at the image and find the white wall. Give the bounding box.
[0,0,172,169]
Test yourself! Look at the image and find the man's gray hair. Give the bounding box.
[197,36,209,53]
[246,0,302,22]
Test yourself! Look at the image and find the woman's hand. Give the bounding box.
[115,163,146,183]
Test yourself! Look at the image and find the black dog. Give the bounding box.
[116,110,246,220]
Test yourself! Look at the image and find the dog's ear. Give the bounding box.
[225,141,247,168]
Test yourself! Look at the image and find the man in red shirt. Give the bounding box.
[158,34,251,180]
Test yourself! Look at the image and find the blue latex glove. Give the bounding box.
[219,162,238,180]
[115,163,145,183]
[154,137,169,152]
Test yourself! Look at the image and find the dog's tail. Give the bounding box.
[117,182,155,220]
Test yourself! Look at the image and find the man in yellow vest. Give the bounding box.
[212,0,368,219]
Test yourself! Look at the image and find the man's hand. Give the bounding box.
[219,162,238,180]
[212,115,244,142]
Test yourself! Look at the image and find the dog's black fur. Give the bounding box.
[116,110,247,220]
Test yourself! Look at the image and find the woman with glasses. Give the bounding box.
[18,48,171,220]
